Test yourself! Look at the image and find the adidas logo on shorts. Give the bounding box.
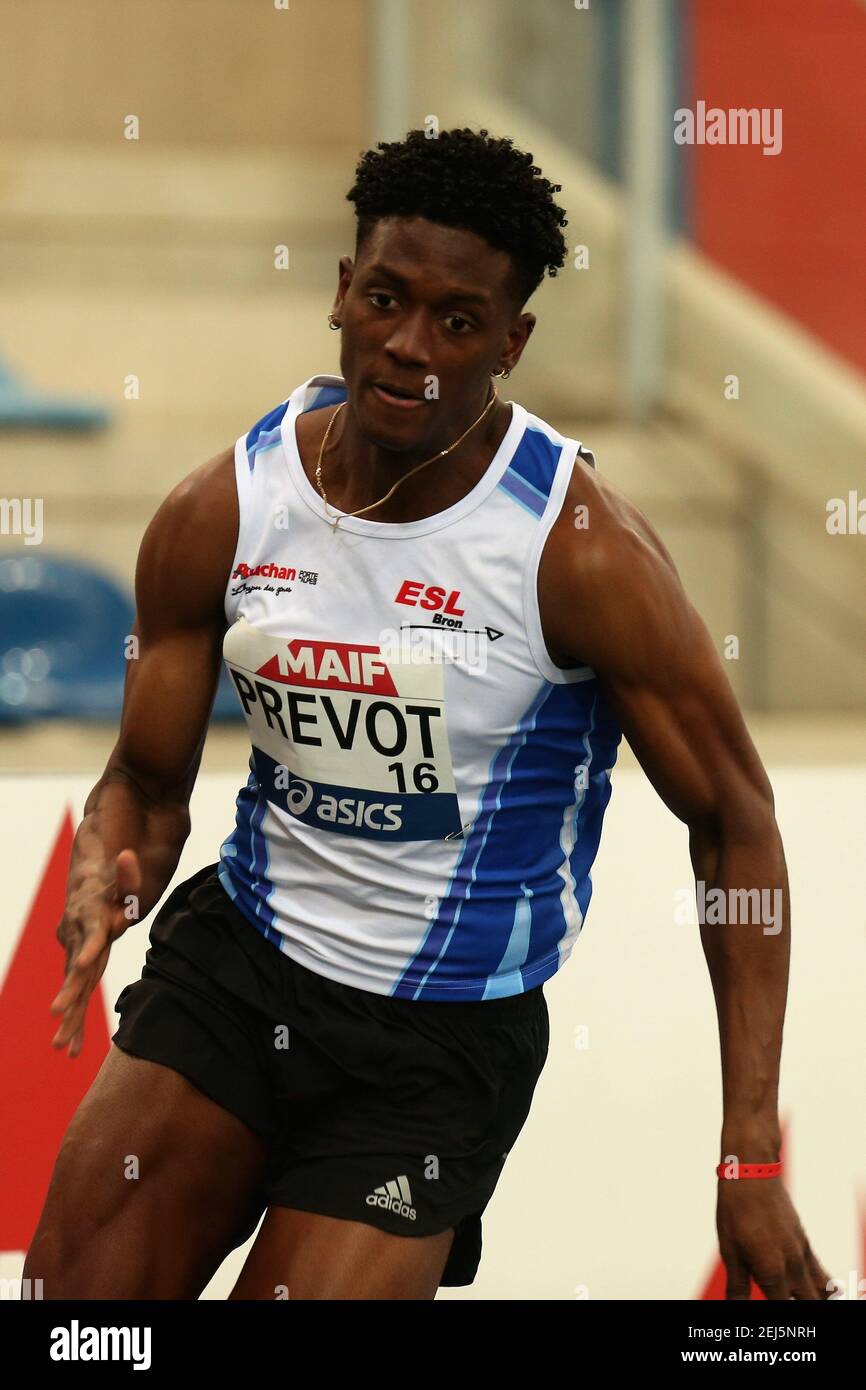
[366,1174,417,1222]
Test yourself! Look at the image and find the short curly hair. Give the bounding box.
[346,127,568,306]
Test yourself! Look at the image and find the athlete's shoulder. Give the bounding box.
[513,402,678,625]
[516,406,601,485]
[495,404,587,521]
[155,446,237,534]
[544,428,675,576]
[239,375,341,474]
[538,433,697,675]
[135,447,239,626]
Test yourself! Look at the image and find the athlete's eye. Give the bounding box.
[445,314,473,334]
[369,292,397,310]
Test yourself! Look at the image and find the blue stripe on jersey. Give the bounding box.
[218,762,282,946]
[391,680,552,1000]
[303,385,347,414]
[552,691,616,949]
[392,679,621,1001]
[246,426,283,470]
[570,732,617,924]
[482,882,534,999]
[497,425,562,516]
[245,402,291,472]
[498,468,548,517]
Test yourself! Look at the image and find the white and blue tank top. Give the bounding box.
[218,374,621,1000]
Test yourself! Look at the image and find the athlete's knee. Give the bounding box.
[23,1100,144,1295]
[22,1187,105,1300]
[24,1165,178,1300]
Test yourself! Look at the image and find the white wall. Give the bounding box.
[1,764,862,1300]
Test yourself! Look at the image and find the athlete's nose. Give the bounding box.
[383,309,432,370]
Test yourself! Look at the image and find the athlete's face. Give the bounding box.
[332,217,535,452]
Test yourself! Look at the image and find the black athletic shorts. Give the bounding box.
[111,863,549,1288]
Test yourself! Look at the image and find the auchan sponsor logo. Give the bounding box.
[256,640,398,695]
[233,561,297,581]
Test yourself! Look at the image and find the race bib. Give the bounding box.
[223,617,463,840]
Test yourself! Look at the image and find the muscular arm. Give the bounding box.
[539,461,831,1298]
[541,464,785,1158]
[51,446,238,1054]
[92,447,239,915]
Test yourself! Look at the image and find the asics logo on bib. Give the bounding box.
[278,774,403,831]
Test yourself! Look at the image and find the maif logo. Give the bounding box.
[255,640,398,695]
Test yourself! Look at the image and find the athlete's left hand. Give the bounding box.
[717,1177,833,1299]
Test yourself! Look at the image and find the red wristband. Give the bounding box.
[716,1161,782,1179]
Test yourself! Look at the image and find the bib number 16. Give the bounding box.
[387,761,439,794]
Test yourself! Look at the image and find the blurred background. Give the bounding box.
[1,0,865,753]
[0,0,864,1301]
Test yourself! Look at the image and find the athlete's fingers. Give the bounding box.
[50,938,109,1031]
[114,848,142,905]
[51,969,94,1037]
[98,850,143,946]
[788,1260,820,1299]
[51,1013,75,1050]
[51,979,96,1050]
[723,1248,752,1300]
[67,941,108,1005]
[53,1018,84,1057]
[69,922,113,971]
[49,856,136,1053]
[50,967,87,1014]
[53,894,107,969]
[50,944,102,1012]
[51,909,113,998]
[804,1242,834,1299]
[753,1269,790,1301]
[52,1007,83,1050]
[51,928,78,991]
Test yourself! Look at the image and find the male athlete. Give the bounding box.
[26,129,830,1300]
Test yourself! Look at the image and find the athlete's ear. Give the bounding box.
[505,312,536,369]
[332,255,355,315]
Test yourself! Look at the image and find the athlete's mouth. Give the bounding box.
[371,381,426,410]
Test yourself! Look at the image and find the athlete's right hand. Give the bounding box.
[50,848,142,1058]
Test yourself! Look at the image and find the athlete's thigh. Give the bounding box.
[25,1043,270,1299]
[228,1207,455,1300]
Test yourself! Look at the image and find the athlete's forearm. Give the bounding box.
[689,811,790,1162]
[68,768,192,925]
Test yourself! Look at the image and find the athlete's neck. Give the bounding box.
[299,394,513,525]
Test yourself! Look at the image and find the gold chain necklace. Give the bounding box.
[314,383,499,530]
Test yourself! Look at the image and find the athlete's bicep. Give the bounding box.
[109,448,238,802]
[550,515,773,831]
[596,595,771,832]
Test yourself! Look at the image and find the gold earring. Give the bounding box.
[328,312,341,330]
[493,367,511,379]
